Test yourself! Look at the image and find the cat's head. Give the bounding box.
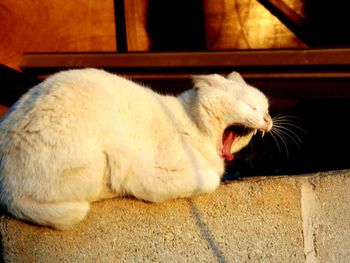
[192,72,272,161]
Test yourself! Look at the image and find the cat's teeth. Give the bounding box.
[253,130,257,135]
[261,131,265,137]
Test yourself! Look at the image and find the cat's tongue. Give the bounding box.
[221,129,236,161]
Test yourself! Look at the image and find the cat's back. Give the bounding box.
[0,69,146,131]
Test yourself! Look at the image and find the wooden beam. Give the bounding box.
[19,50,350,99]
[21,49,350,79]
[257,0,313,46]
[20,49,350,73]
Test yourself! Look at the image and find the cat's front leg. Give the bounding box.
[123,167,221,203]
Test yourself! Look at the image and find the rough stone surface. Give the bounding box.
[0,170,349,262]
[308,170,350,263]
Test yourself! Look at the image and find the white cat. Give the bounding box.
[0,69,272,229]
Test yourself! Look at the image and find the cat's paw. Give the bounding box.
[9,198,90,230]
[195,171,220,194]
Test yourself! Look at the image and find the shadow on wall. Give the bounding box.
[305,0,350,46]
[147,0,206,51]
[147,0,350,49]
[187,199,227,263]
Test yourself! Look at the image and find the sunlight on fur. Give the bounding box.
[0,69,274,229]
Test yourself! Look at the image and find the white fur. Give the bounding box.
[0,69,271,229]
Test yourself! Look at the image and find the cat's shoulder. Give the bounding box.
[37,69,137,100]
[44,68,116,86]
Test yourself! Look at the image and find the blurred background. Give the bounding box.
[1,0,350,178]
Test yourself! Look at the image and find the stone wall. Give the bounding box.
[1,170,349,262]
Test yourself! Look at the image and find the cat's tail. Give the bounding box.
[5,196,90,230]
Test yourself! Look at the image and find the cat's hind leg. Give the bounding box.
[7,197,90,230]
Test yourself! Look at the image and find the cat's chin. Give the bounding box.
[220,125,255,161]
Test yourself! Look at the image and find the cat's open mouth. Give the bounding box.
[221,125,254,161]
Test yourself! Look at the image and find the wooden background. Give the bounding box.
[203,0,306,50]
[0,0,116,69]
[0,0,307,70]
[1,0,350,176]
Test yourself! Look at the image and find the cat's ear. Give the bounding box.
[192,74,226,89]
[227,71,246,84]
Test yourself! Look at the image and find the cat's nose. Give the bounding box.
[264,113,273,131]
[264,112,271,122]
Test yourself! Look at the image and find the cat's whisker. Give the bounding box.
[273,116,306,137]
[273,114,305,124]
[272,120,307,134]
[279,133,301,151]
[273,129,289,148]
[272,125,303,147]
[270,128,290,157]
[268,130,284,156]
[274,130,289,157]
[275,126,302,144]
[262,114,306,157]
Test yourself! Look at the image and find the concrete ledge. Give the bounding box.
[1,170,350,262]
